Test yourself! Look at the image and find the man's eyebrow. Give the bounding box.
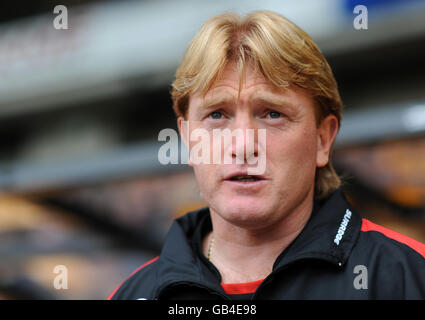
[198,95,296,111]
[200,97,236,110]
[250,96,296,109]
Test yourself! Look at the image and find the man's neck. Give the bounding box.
[203,189,315,284]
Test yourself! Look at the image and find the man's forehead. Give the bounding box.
[210,72,276,94]
[189,60,293,106]
[193,85,293,108]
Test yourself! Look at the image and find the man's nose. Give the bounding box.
[229,115,259,164]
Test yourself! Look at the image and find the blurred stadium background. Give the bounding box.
[0,0,424,299]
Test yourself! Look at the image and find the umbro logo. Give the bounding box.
[334,209,352,245]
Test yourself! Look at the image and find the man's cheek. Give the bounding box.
[194,165,216,191]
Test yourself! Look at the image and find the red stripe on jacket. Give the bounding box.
[107,256,159,300]
[361,219,425,258]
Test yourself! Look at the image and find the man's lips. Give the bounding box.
[222,172,267,182]
[222,172,268,190]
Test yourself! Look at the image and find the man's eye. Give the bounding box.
[268,111,281,119]
[209,111,223,119]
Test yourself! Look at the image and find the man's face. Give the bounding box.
[179,62,337,230]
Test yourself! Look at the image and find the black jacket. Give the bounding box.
[108,188,425,300]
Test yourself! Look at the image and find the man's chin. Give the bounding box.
[214,199,274,229]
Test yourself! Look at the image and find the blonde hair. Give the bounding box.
[170,10,343,200]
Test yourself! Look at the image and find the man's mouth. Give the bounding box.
[224,172,266,183]
[223,172,267,190]
[228,175,262,182]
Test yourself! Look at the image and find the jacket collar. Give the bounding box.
[155,188,361,295]
[154,207,224,296]
[272,188,362,269]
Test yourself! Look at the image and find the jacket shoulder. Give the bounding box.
[107,256,159,300]
[359,218,425,259]
[353,219,425,298]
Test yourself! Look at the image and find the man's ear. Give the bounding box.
[177,116,193,167]
[316,114,339,167]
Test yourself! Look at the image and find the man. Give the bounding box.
[108,10,425,300]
